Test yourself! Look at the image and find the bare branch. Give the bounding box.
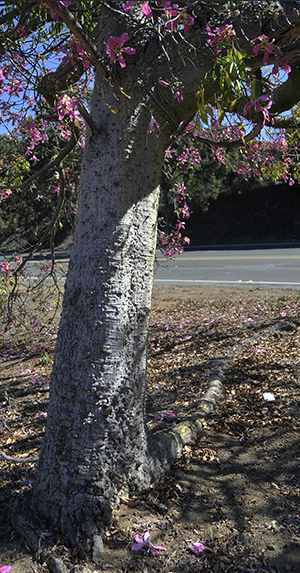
[76,99,98,135]
[14,167,67,276]
[1,127,80,194]
[43,1,108,78]
[193,117,263,150]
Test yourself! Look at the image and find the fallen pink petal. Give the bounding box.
[190,541,205,555]
[131,531,166,555]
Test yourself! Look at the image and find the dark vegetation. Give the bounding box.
[186,181,300,246]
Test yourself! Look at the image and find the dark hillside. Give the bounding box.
[186,182,300,245]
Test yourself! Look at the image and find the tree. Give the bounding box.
[2,0,300,556]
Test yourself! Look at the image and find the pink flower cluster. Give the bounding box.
[0,255,23,277]
[53,94,79,122]
[206,24,236,53]
[251,35,291,75]
[0,261,12,276]
[19,119,49,154]
[124,2,194,35]
[158,182,190,257]
[177,146,201,166]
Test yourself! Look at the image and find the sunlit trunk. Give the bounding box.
[32,72,168,548]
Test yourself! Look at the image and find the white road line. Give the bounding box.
[156,255,300,261]
[153,279,300,286]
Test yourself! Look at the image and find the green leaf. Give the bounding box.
[225,73,232,87]
[229,98,238,112]
[218,106,225,124]
[251,80,262,100]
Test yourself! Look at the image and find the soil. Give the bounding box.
[1,285,300,573]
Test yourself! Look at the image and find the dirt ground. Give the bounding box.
[1,285,300,573]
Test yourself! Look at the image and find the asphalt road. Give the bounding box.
[154,245,300,289]
[2,245,300,289]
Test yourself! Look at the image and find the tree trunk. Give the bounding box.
[31,72,171,548]
[27,6,228,551]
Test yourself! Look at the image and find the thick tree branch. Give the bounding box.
[270,68,300,114]
[38,59,87,106]
[268,115,300,128]
[76,98,98,135]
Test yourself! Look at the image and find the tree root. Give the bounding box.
[0,450,39,463]
[152,357,226,469]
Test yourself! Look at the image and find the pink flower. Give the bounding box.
[0,261,12,276]
[243,94,273,128]
[159,78,183,102]
[178,10,194,35]
[153,412,176,423]
[0,560,12,573]
[253,348,267,354]
[164,146,174,158]
[124,1,152,19]
[141,2,152,19]
[148,114,161,133]
[190,541,205,555]
[206,24,236,53]
[106,33,135,67]
[159,233,168,245]
[272,58,291,76]
[131,531,166,555]
[36,411,47,418]
[163,5,194,35]
[158,79,169,87]
[251,35,275,65]
[124,0,135,9]
[181,204,190,218]
[53,94,78,121]
[243,94,272,116]
[176,219,185,231]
